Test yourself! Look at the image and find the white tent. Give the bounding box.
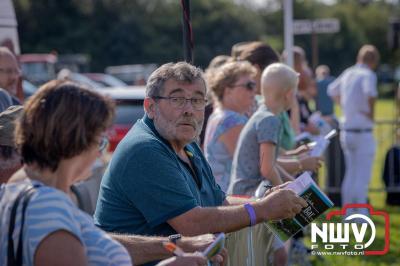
[0,0,20,54]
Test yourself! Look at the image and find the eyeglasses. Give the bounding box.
[0,68,21,76]
[98,136,109,152]
[153,96,208,110]
[231,81,256,91]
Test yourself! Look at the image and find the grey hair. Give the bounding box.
[146,62,206,97]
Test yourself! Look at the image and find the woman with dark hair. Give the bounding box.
[0,80,210,266]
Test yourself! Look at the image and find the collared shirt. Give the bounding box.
[328,63,377,129]
[94,114,225,237]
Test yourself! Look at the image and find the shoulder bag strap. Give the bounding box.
[7,185,39,266]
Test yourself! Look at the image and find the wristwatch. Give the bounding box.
[168,233,182,244]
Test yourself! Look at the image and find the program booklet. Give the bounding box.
[202,233,225,260]
[266,172,334,242]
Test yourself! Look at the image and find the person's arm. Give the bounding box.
[109,233,218,265]
[223,195,255,205]
[260,142,283,186]
[276,164,294,182]
[365,96,376,121]
[219,125,244,156]
[327,76,341,104]
[167,188,308,236]
[34,230,87,266]
[282,144,310,156]
[110,234,170,264]
[277,156,323,175]
[289,97,301,134]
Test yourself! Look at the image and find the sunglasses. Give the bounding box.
[231,81,256,91]
[98,136,109,152]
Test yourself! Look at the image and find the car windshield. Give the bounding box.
[103,75,127,87]
[114,99,144,125]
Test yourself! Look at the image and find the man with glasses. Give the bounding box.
[95,62,306,265]
[0,47,21,105]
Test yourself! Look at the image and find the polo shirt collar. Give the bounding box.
[142,114,203,188]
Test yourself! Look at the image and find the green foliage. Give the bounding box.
[12,0,400,73]
[14,0,266,70]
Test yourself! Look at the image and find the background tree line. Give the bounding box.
[13,0,400,76]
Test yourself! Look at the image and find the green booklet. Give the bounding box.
[202,233,225,259]
[266,172,334,242]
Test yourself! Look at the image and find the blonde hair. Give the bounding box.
[261,63,299,98]
[357,44,380,66]
[206,61,256,102]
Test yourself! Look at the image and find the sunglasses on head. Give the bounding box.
[232,81,256,91]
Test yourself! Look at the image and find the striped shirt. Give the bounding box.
[0,179,132,266]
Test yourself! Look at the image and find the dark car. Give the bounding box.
[98,86,146,152]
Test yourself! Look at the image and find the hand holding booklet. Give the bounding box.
[202,233,225,260]
[266,172,334,242]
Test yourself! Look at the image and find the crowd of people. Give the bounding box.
[0,41,380,266]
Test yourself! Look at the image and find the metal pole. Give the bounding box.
[284,0,294,67]
[181,0,193,64]
[311,30,318,70]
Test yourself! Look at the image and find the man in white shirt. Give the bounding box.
[328,44,380,217]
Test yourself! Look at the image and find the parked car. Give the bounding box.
[105,64,157,85]
[57,69,104,89]
[19,53,57,86]
[83,73,127,87]
[99,86,146,152]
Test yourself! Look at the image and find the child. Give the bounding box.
[229,63,299,195]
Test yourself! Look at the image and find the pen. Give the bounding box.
[163,242,185,257]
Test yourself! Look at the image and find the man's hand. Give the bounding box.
[256,188,308,221]
[177,235,227,266]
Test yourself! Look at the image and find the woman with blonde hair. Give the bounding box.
[204,61,257,192]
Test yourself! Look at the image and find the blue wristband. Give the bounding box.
[244,203,256,227]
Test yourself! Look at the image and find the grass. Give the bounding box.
[303,99,400,265]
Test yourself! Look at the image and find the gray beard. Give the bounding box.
[153,111,203,145]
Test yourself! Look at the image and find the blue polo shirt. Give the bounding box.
[94,114,225,237]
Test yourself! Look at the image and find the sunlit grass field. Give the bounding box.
[305,99,400,265]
